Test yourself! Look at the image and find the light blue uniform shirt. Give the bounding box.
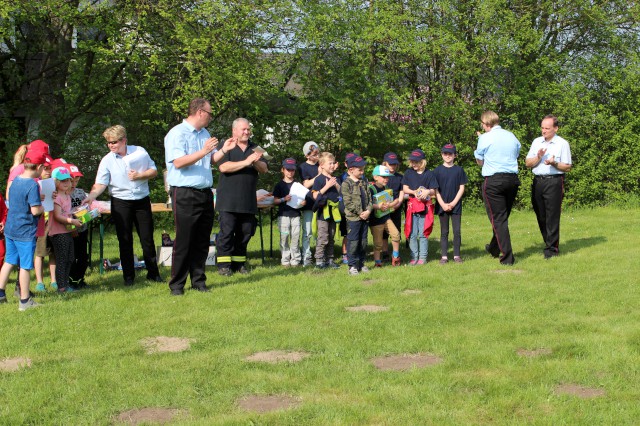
[95,145,156,200]
[526,134,572,176]
[474,126,521,176]
[164,120,213,189]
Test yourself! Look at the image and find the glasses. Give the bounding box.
[106,138,122,145]
[200,109,214,117]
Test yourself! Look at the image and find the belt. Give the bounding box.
[534,174,563,180]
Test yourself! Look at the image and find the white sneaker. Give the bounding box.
[348,267,359,275]
[19,298,40,311]
[360,266,371,273]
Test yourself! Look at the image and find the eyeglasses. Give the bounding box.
[200,109,214,117]
[106,138,122,145]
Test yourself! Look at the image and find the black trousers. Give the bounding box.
[532,175,564,257]
[216,211,256,270]
[69,228,88,284]
[347,220,368,269]
[111,196,161,282]
[169,187,214,291]
[482,173,520,265]
[439,213,462,257]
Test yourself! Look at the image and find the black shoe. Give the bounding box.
[237,266,249,275]
[76,279,88,289]
[193,286,211,293]
[147,275,164,282]
[485,244,500,258]
[170,288,184,296]
[218,267,233,276]
[124,278,135,286]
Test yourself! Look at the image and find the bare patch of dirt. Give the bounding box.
[516,348,553,357]
[237,395,301,413]
[115,407,184,424]
[245,350,310,364]
[371,353,443,371]
[345,305,389,312]
[361,279,380,286]
[554,383,606,398]
[493,269,524,274]
[401,289,422,295]
[140,336,193,354]
[0,357,32,372]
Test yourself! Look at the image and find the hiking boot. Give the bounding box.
[392,256,401,266]
[348,267,359,275]
[237,266,249,275]
[218,267,233,276]
[19,298,40,311]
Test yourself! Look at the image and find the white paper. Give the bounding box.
[123,149,150,173]
[38,178,56,212]
[286,182,309,209]
[256,189,274,206]
[253,146,272,161]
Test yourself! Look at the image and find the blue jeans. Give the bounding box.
[409,213,428,261]
[347,220,368,269]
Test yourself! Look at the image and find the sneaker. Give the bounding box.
[328,262,341,269]
[392,256,401,266]
[454,256,463,264]
[416,260,426,265]
[342,254,348,264]
[360,266,370,273]
[36,283,46,292]
[409,260,417,266]
[439,258,448,265]
[348,267,359,275]
[19,298,40,311]
[50,282,58,291]
[315,263,327,270]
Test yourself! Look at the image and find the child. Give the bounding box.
[401,149,438,265]
[49,167,83,293]
[297,141,320,267]
[33,161,57,292]
[369,165,402,267]
[311,152,341,269]
[0,150,46,310]
[272,158,303,267]
[339,152,361,264]
[434,144,467,264]
[0,193,7,269]
[68,163,89,288]
[341,155,372,275]
[381,152,404,258]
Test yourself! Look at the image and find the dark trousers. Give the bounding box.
[111,196,161,282]
[439,213,462,257]
[347,220,368,269]
[51,233,74,289]
[169,187,214,291]
[532,175,564,257]
[69,229,88,284]
[216,211,256,270]
[482,173,520,265]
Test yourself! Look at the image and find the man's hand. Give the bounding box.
[544,155,556,166]
[537,148,547,159]
[204,137,219,154]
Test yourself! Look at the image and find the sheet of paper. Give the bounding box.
[123,149,150,173]
[252,146,272,161]
[286,182,309,209]
[256,189,274,206]
[38,178,56,212]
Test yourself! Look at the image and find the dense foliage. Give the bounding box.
[1,0,638,207]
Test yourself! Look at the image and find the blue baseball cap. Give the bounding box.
[408,149,426,161]
[282,158,297,170]
[383,152,400,165]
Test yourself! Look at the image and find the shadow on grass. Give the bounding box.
[516,235,607,261]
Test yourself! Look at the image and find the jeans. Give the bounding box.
[278,215,301,266]
[301,210,314,265]
[409,213,428,261]
[346,220,368,269]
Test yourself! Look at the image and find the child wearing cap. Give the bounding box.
[402,149,438,265]
[369,165,402,267]
[298,141,320,266]
[341,155,372,275]
[434,144,468,264]
[272,158,304,267]
[382,152,405,258]
[49,167,83,293]
[0,150,46,310]
[311,152,341,269]
[67,163,90,288]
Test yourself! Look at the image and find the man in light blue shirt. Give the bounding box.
[525,114,572,259]
[163,98,232,295]
[474,111,521,265]
[85,125,162,285]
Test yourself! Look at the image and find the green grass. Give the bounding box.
[1,206,639,424]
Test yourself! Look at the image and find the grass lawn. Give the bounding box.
[1,206,639,424]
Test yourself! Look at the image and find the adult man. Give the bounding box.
[85,125,162,286]
[525,115,572,259]
[164,98,230,295]
[474,110,521,265]
[215,118,268,276]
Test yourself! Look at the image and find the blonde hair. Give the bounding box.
[11,145,28,172]
[409,159,427,172]
[103,125,127,141]
[481,110,500,127]
[318,152,335,165]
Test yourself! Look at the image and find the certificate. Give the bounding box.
[38,178,56,212]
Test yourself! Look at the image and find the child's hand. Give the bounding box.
[284,194,292,201]
[324,177,337,190]
[359,210,371,220]
[299,200,306,207]
[71,219,82,227]
[380,202,388,211]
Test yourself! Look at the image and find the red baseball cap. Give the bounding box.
[28,139,50,154]
[49,158,70,171]
[68,163,83,177]
[24,150,52,166]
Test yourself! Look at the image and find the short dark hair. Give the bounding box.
[544,114,559,127]
[188,98,209,116]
